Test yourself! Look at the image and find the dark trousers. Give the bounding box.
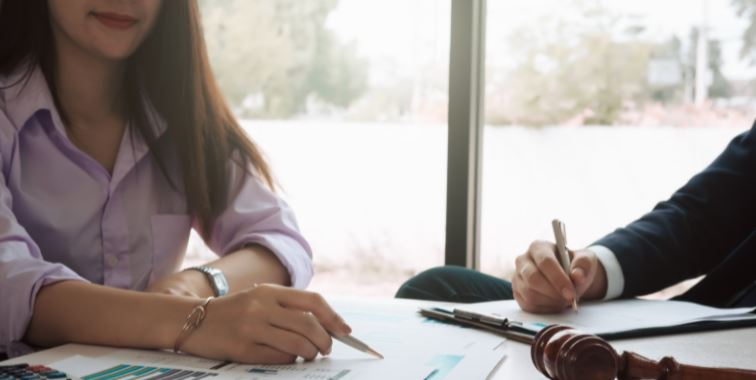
[397,266,756,308]
[395,266,513,303]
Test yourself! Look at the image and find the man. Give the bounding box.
[397,123,756,310]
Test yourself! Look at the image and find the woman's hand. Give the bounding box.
[512,241,608,314]
[146,270,211,298]
[180,284,352,364]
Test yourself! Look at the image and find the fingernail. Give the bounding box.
[561,288,573,301]
[342,323,352,335]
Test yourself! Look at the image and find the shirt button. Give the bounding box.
[106,254,119,268]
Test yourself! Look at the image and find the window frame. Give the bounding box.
[445,0,487,269]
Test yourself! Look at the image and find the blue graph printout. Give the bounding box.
[423,355,463,380]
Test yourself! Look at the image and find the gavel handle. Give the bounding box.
[620,351,756,380]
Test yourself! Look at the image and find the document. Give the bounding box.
[49,299,508,380]
[453,299,756,339]
[51,347,504,380]
[49,354,433,380]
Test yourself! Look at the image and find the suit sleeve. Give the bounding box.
[205,157,313,289]
[593,124,756,297]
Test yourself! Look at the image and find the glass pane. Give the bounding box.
[481,0,753,297]
[188,0,451,296]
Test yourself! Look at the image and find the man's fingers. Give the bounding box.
[270,307,333,355]
[515,264,567,302]
[513,286,567,314]
[570,253,597,297]
[514,273,568,306]
[528,241,576,301]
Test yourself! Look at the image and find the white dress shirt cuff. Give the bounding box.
[587,245,624,300]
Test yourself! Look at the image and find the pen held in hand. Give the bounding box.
[552,219,579,312]
[331,333,384,359]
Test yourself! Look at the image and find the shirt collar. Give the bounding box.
[1,64,64,134]
[1,64,168,138]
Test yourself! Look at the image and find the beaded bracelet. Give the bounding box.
[173,297,214,353]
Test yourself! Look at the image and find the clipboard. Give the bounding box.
[420,300,756,343]
[419,307,535,344]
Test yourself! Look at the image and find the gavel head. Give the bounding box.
[531,325,620,380]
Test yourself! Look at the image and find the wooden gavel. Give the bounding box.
[531,324,756,380]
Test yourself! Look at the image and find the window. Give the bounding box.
[189,0,451,296]
[480,0,754,297]
[187,0,756,298]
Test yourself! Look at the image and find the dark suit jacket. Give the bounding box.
[594,122,756,307]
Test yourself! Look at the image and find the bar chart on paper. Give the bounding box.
[49,355,431,380]
[48,300,508,379]
[49,353,483,380]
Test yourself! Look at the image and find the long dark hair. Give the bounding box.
[0,0,274,239]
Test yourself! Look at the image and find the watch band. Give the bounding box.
[185,266,229,297]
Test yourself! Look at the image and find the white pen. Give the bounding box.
[552,219,579,312]
[331,334,384,359]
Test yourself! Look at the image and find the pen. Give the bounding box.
[552,219,579,312]
[332,334,384,359]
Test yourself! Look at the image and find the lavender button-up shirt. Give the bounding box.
[0,67,313,356]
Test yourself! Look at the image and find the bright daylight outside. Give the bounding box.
[185,0,756,298]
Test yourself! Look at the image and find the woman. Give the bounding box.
[0,0,350,363]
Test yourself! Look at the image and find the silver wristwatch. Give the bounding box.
[185,266,229,296]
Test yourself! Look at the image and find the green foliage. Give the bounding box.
[199,0,368,118]
[708,40,732,98]
[687,29,731,98]
[732,0,756,64]
[486,1,652,126]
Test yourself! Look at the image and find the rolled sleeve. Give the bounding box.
[0,134,87,356]
[208,160,313,289]
[1,242,86,357]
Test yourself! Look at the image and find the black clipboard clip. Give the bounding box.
[419,307,534,344]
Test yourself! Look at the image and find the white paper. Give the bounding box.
[455,298,756,336]
[49,355,430,380]
[51,348,504,380]
[49,299,508,380]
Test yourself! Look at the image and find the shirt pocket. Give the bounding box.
[150,214,192,282]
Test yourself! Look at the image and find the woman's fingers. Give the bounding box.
[241,344,297,364]
[270,307,333,355]
[256,326,321,361]
[262,285,351,336]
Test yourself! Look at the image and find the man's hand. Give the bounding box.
[512,241,608,314]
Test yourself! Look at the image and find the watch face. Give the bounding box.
[211,270,229,296]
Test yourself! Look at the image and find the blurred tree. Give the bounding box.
[649,30,731,103]
[200,0,367,118]
[647,37,686,104]
[707,40,732,98]
[486,1,651,126]
[686,28,731,99]
[732,0,756,64]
